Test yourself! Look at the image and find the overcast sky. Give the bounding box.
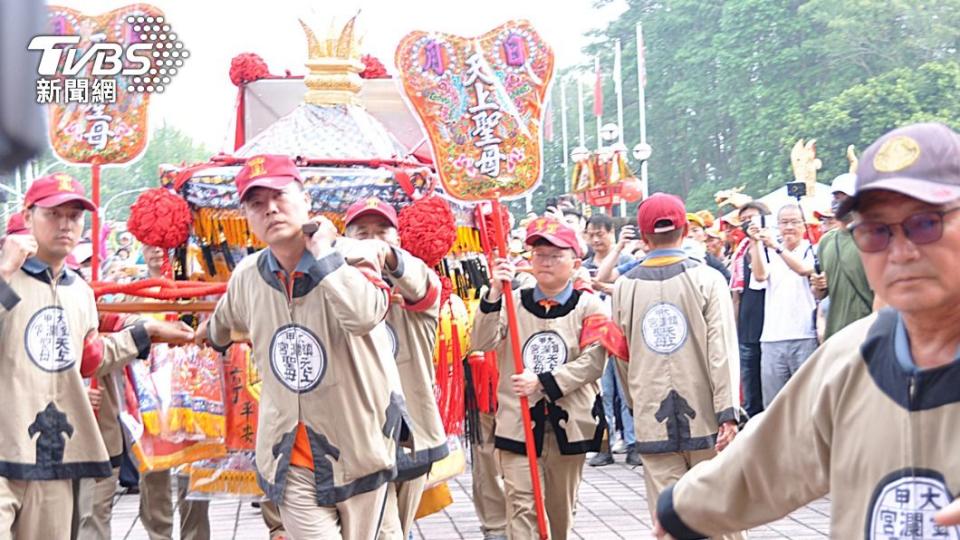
[53,0,627,152]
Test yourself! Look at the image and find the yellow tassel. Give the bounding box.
[415,483,453,519]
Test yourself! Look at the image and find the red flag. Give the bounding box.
[593,56,603,117]
[544,98,554,141]
[580,314,629,361]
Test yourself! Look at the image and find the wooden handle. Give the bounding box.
[96,301,218,313]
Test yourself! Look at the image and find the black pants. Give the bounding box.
[739,342,764,418]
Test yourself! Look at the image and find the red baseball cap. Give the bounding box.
[235,154,302,201]
[5,212,27,236]
[24,173,96,212]
[637,193,687,234]
[525,216,582,257]
[344,197,399,229]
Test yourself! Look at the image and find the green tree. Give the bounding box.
[788,60,960,182]
[16,124,209,224]
[552,0,960,214]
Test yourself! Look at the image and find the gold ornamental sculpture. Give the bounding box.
[299,15,364,106]
[790,138,821,196]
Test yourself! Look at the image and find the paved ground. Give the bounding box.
[109,454,831,539]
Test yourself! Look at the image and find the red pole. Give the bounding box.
[91,160,101,282]
[489,198,549,540]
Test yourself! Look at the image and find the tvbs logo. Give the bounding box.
[28,14,188,104]
[29,36,153,77]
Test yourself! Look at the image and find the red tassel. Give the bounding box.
[448,320,465,435]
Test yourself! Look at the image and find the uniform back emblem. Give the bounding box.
[522,331,567,374]
[25,306,76,372]
[641,302,688,354]
[866,470,959,539]
[268,324,327,393]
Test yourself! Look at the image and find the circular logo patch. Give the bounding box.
[642,302,688,354]
[25,306,76,372]
[385,322,399,359]
[873,135,921,173]
[521,331,567,374]
[268,324,327,393]
[867,471,959,539]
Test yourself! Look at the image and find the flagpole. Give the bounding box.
[560,79,570,186]
[636,22,649,199]
[594,55,602,152]
[577,77,585,147]
[615,38,627,216]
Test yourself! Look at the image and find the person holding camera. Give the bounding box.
[748,203,818,407]
[728,202,771,419]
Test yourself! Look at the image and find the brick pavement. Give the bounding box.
[109,455,830,539]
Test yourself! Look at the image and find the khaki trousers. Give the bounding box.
[471,412,507,536]
[0,477,73,540]
[139,469,210,540]
[378,474,427,540]
[76,467,119,540]
[641,449,746,540]
[280,466,389,540]
[261,500,287,539]
[497,430,585,540]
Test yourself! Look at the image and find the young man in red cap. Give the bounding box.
[200,155,403,538]
[470,216,625,540]
[611,193,743,540]
[0,173,192,539]
[342,197,446,540]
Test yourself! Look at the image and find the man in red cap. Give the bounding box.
[0,173,192,539]
[4,211,27,236]
[200,155,403,539]
[470,216,625,539]
[342,197,446,540]
[610,193,743,540]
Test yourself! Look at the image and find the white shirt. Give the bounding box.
[760,240,817,342]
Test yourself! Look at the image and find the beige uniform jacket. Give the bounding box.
[208,245,404,506]
[612,256,740,454]
[384,248,448,480]
[658,309,960,539]
[0,257,149,480]
[470,285,607,456]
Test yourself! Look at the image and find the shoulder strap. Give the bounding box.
[833,234,873,311]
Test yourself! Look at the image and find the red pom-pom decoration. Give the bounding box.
[127,188,193,250]
[360,54,389,79]
[398,195,456,268]
[229,53,271,87]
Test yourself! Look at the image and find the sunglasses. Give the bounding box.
[850,207,960,253]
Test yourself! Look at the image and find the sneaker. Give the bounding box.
[625,445,642,467]
[588,452,614,467]
[611,438,628,454]
[483,534,507,540]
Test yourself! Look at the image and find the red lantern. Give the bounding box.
[619,177,643,203]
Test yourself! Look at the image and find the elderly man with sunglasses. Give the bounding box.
[654,122,960,539]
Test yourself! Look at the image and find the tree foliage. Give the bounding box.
[535,0,960,213]
[13,123,210,224]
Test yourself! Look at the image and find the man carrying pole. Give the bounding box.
[471,216,626,539]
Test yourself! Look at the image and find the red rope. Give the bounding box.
[91,278,226,300]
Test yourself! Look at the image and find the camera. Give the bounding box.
[786,181,807,199]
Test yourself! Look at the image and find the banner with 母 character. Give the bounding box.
[45,5,174,164]
[396,20,554,201]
